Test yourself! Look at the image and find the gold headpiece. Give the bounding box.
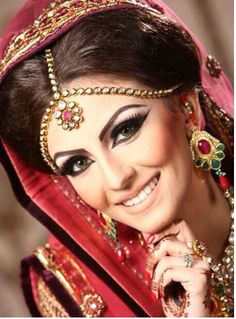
[40,49,181,171]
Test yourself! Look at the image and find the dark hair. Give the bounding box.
[0,8,203,173]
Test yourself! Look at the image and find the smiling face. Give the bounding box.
[47,76,195,234]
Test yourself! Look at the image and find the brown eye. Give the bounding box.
[69,157,94,175]
[75,159,87,168]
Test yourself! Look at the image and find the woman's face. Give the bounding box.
[48,76,194,234]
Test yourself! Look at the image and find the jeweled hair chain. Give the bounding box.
[40,48,181,171]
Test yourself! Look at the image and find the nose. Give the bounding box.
[99,154,135,191]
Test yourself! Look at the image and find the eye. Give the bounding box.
[72,158,88,171]
[120,126,136,136]
[115,124,137,144]
[111,112,149,147]
[57,156,94,177]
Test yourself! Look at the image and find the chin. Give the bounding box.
[127,195,185,235]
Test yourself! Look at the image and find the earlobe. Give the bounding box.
[180,90,203,136]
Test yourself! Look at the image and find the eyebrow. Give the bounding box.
[98,104,147,141]
[53,103,147,162]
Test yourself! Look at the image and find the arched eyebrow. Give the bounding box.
[53,103,147,162]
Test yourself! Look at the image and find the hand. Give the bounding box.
[146,220,211,317]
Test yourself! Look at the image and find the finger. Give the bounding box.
[149,219,195,245]
[151,255,210,292]
[146,237,190,274]
[159,267,209,298]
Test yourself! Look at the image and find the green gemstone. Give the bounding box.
[202,161,210,170]
[195,159,202,167]
[216,143,225,151]
[216,284,225,294]
[216,152,225,159]
[109,233,116,241]
[211,159,221,169]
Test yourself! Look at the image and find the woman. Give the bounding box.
[0,0,233,317]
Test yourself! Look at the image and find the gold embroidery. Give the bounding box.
[38,277,69,317]
[35,245,105,317]
[0,0,151,77]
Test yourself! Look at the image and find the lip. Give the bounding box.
[115,173,161,215]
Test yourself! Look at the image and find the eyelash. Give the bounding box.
[57,156,94,177]
[110,112,149,148]
[57,112,149,177]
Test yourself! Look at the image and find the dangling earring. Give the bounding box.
[97,211,126,263]
[180,93,231,191]
[190,130,225,171]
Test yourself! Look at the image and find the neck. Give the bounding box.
[179,170,232,262]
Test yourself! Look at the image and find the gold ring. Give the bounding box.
[186,240,208,258]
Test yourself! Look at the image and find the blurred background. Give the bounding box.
[0,0,233,316]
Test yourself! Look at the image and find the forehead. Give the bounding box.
[47,75,157,155]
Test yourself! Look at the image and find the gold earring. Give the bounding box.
[190,130,225,171]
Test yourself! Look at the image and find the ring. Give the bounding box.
[186,240,208,259]
[183,253,193,267]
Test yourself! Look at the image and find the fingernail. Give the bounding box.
[147,234,156,245]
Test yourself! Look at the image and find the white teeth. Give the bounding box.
[139,191,148,200]
[153,177,158,184]
[150,181,155,188]
[123,175,159,207]
[144,185,152,194]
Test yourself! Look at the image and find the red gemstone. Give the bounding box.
[219,176,230,190]
[63,111,72,120]
[98,213,106,227]
[198,140,211,154]
[116,248,126,263]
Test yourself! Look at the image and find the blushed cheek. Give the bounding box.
[69,177,107,211]
[136,118,180,167]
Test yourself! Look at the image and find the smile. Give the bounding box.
[122,175,159,207]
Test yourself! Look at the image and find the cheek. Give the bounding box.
[133,114,185,167]
[68,175,106,211]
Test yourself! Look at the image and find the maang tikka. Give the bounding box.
[40,48,181,171]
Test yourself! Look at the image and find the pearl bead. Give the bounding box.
[226,265,234,273]
[229,231,234,245]
[222,256,231,264]
[225,245,234,256]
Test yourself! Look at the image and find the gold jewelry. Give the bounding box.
[190,130,225,171]
[208,188,234,317]
[40,49,181,171]
[186,239,208,258]
[186,188,234,317]
[97,211,126,263]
